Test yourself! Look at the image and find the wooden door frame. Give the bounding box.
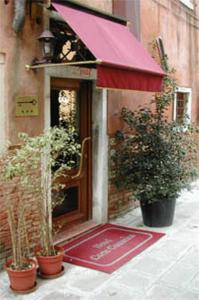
[44,66,109,226]
[50,77,92,227]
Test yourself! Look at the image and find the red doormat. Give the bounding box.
[63,224,165,273]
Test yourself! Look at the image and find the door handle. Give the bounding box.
[71,137,91,179]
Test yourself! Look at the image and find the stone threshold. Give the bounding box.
[54,220,100,246]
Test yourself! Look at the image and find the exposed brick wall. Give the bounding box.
[0,157,41,269]
[108,137,139,220]
[108,183,138,220]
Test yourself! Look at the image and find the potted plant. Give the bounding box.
[0,241,5,269]
[112,74,198,227]
[14,126,81,278]
[2,148,37,293]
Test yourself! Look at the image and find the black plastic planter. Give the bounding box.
[140,198,176,227]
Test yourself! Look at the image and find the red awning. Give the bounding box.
[52,3,165,92]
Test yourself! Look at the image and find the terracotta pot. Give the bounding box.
[36,245,64,276]
[4,258,37,292]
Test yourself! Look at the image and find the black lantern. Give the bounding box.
[38,29,55,62]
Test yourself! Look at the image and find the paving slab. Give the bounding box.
[87,283,143,300]
[145,283,179,300]
[1,179,199,299]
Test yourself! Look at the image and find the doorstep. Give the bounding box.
[54,220,100,246]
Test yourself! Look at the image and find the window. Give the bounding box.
[173,87,192,125]
[179,0,194,10]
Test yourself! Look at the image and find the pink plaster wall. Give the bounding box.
[140,0,199,123]
[107,0,199,218]
[0,0,198,257]
[108,0,154,135]
[0,2,44,144]
[0,0,199,232]
[0,1,113,144]
[107,0,199,135]
[107,90,153,135]
[1,1,198,138]
[78,0,112,13]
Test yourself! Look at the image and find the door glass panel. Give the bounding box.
[58,90,79,133]
[51,89,80,133]
[52,186,79,218]
[51,88,80,217]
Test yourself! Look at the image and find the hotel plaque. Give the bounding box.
[16,96,39,117]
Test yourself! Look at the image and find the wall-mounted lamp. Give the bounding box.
[31,29,55,65]
[38,29,55,62]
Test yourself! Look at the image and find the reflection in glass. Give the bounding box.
[58,90,79,131]
[52,186,78,218]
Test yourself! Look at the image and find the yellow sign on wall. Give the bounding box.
[16,96,39,117]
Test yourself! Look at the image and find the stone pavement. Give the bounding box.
[1,180,199,300]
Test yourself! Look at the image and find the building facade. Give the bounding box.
[0,0,199,261]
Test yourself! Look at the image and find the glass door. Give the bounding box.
[50,78,92,228]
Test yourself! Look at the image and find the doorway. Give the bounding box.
[50,78,92,229]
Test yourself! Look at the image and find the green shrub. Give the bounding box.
[112,75,199,204]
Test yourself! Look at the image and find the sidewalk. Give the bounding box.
[1,181,199,300]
